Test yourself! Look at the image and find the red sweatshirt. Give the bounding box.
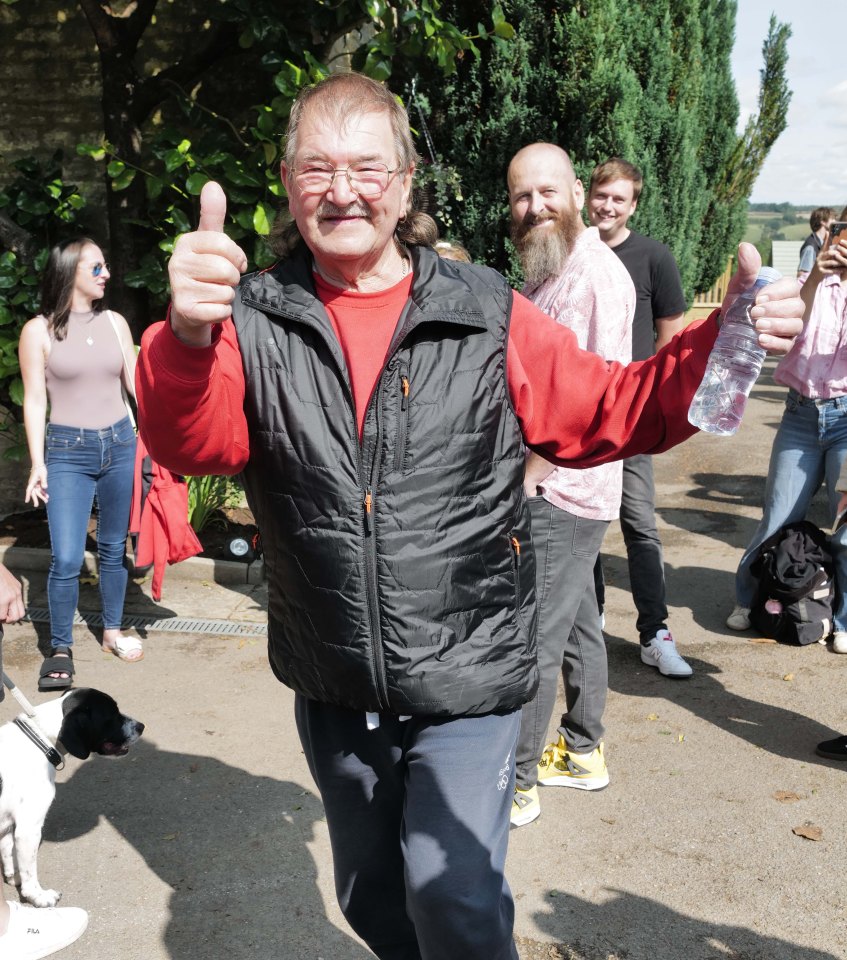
[137,271,718,478]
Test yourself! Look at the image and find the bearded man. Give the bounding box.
[507,143,635,827]
[136,73,803,960]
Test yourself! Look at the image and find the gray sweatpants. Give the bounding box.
[295,695,521,960]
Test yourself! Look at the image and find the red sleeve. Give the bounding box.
[507,292,718,467]
[136,316,249,477]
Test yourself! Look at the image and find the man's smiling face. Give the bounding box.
[587,177,638,246]
[282,108,413,272]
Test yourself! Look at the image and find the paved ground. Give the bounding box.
[2,359,846,960]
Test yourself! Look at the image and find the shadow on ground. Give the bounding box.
[604,633,841,766]
[519,887,841,960]
[46,737,372,960]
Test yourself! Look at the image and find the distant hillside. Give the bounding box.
[744,203,815,263]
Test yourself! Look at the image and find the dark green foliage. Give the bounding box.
[412,0,791,299]
[0,154,88,456]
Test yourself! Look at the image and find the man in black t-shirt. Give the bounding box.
[587,158,693,678]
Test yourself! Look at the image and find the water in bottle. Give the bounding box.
[688,266,781,436]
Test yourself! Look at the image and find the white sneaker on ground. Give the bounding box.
[832,631,847,654]
[726,605,751,630]
[1,901,88,960]
[641,630,693,678]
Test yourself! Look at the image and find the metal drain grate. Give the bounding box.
[25,607,267,637]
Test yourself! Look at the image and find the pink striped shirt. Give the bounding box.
[523,226,635,519]
[775,273,847,399]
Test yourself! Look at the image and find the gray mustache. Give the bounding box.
[318,201,371,219]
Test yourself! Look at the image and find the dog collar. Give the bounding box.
[13,717,65,769]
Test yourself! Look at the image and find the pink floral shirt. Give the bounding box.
[775,272,847,399]
[523,226,635,519]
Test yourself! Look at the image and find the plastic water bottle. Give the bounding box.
[687,266,781,436]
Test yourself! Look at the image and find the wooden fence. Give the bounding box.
[684,257,734,325]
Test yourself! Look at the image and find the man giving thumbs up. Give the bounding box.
[137,71,804,960]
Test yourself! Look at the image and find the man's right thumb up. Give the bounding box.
[198,181,228,233]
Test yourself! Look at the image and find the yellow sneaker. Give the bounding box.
[537,734,609,791]
[510,785,541,827]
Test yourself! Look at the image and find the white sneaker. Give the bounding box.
[832,631,847,654]
[1,901,88,959]
[641,630,693,677]
[726,605,751,630]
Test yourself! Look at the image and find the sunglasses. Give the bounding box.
[91,262,109,278]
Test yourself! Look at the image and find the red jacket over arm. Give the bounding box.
[136,293,717,476]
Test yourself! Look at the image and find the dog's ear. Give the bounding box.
[58,689,117,759]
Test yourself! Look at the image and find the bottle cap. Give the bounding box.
[756,266,782,285]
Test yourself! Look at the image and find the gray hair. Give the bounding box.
[271,72,437,257]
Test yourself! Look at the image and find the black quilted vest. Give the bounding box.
[233,244,537,716]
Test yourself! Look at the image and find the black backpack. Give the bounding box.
[749,520,834,645]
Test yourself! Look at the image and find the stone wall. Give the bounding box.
[0,1,237,216]
[0,3,106,209]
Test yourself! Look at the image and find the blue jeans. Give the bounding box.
[735,390,847,631]
[45,417,136,649]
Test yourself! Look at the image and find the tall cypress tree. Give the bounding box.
[406,0,789,299]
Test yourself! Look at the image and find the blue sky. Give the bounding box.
[731,1,847,206]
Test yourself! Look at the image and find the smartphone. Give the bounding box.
[829,221,847,245]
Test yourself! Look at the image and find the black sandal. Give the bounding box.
[38,645,74,692]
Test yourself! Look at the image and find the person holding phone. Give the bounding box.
[727,206,847,654]
[797,207,835,280]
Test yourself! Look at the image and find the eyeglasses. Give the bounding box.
[91,262,109,278]
[294,162,398,197]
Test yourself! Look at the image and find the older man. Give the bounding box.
[507,143,634,827]
[137,72,803,960]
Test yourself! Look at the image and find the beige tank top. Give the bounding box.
[45,310,127,429]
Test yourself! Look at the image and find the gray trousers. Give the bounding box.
[515,498,609,789]
[620,454,669,643]
[295,695,521,960]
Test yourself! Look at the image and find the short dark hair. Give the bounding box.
[589,158,643,202]
[39,237,101,340]
[810,207,836,232]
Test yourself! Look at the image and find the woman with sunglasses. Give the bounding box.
[19,237,141,690]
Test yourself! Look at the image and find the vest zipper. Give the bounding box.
[394,365,410,473]
[362,376,390,710]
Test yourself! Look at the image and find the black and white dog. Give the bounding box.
[0,688,144,907]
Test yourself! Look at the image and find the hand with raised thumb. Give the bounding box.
[721,241,803,355]
[169,181,249,345]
